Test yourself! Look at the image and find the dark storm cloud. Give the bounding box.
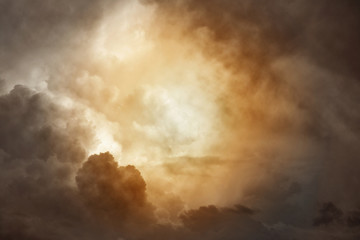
[136,204,281,240]
[76,152,155,226]
[0,86,152,239]
[0,86,154,239]
[0,85,93,239]
[0,85,89,160]
[0,91,153,239]
[314,202,344,226]
[347,210,360,228]
[314,202,360,228]
[178,205,279,240]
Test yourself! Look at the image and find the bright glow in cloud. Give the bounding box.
[134,84,217,156]
[94,1,154,62]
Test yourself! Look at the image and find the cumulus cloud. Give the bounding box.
[0,100,150,239]
[0,85,92,239]
[76,152,155,226]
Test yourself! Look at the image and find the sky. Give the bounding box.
[0,0,360,239]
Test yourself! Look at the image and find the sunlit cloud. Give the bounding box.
[1,0,360,239]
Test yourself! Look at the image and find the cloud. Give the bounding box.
[314,202,360,229]
[1,0,360,239]
[347,210,360,228]
[143,0,360,210]
[0,92,153,239]
[0,0,116,67]
[178,204,281,240]
[76,152,155,226]
[0,85,358,239]
[0,85,94,239]
[314,202,344,226]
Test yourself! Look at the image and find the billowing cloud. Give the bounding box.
[76,152,154,226]
[1,0,360,239]
[0,85,92,239]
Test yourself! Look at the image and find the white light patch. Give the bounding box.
[134,84,217,157]
[93,0,154,62]
[84,108,123,161]
[91,126,122,159]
